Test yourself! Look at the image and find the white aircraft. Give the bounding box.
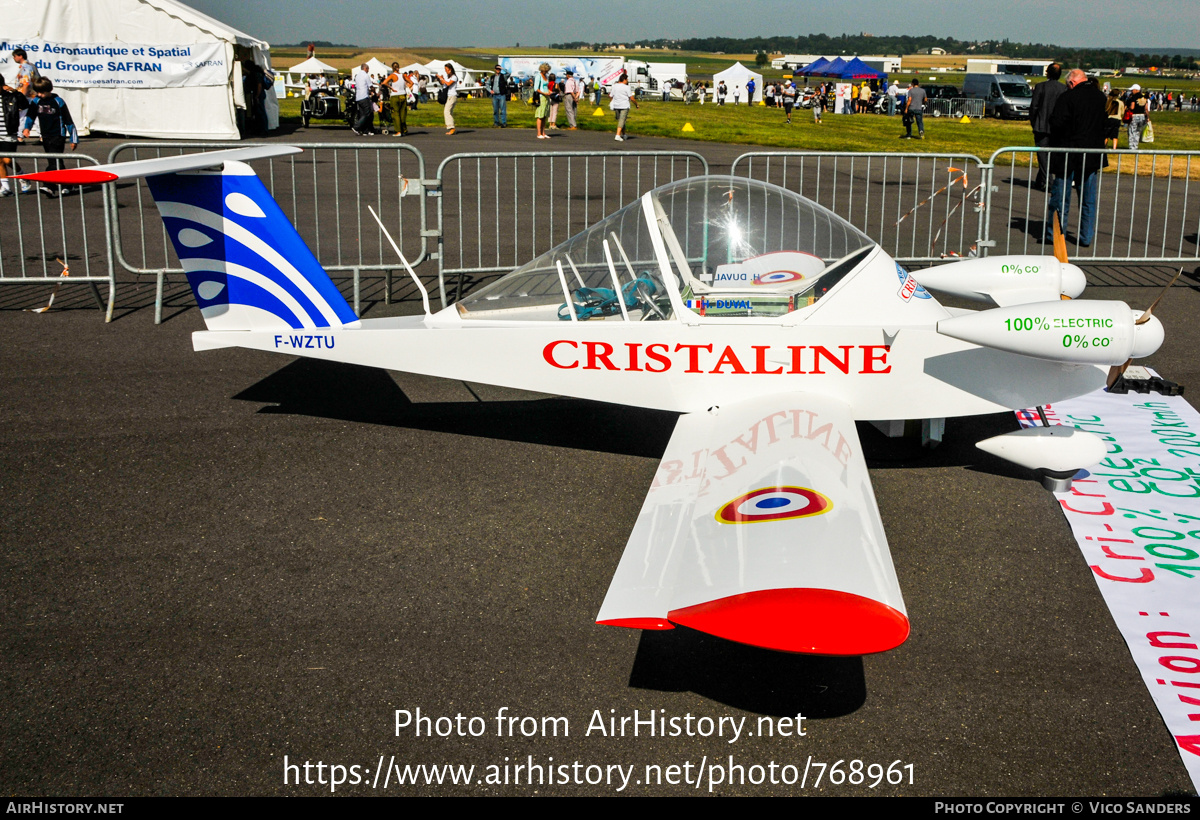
[24,146,1167,656]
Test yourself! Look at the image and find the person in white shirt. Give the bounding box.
[886,81,900,116]
[563,69,582,129]
[351,64,376,135]
[608,71,638,141]
[437,64,458,135]
[385,62,407,136]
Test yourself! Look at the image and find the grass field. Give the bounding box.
[280,94,1200,159]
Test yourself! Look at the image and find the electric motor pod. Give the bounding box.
[937,300,1163,366]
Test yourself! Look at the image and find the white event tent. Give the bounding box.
[0,0,277,139]
[713,62,764,104]
[288,56,337,75]
[364,57,391,78]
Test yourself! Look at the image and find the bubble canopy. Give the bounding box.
[457,176,876,322]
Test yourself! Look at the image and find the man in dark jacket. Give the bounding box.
[1045,69,1108,247]
[1029,63,1065,190]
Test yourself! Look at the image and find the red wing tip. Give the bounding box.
[13,169,119,184]
[668,587,910,656]
[597,617,674,631]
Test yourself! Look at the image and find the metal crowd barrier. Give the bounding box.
[732,151,988,262]
[7,143,1198,325]
[0,151,116,320]
[982,146,1200,262]
[926,98,986,119]
[107,141,428,322]
[434,150,710,306]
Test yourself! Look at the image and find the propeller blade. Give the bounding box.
[1106,360,1130,389]
[1052,212,1068,265]
[1135,268,1183,325]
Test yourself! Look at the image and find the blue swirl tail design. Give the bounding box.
[147,160,358,331]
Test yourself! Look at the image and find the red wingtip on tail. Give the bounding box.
[667,588,910,655]
[13,169,119,184]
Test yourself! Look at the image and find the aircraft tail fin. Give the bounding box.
[19,147,359,332]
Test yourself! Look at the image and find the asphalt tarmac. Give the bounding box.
[2,120,1199,797]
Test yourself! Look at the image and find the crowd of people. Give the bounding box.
[295,57,1199,152]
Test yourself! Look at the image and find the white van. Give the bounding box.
[962,73,1033,119]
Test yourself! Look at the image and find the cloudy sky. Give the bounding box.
[186,0,1197,50]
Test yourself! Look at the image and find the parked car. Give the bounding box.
[924,84,960,101]
[962,73,1033,119]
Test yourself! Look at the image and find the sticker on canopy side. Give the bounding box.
[754,270,805,285]
[896,264,931,301]
[715,486,832,524]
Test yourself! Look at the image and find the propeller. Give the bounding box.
[1052,212,1068,266]
[1050,213,1087,300]
[1106,268,1181,388]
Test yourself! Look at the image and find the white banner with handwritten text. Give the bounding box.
[1019,388,1200,790]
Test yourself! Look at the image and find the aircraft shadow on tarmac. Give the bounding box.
[231,358,1039,713]
[630,625,868,717]
[234,357,1021,474]
[233,356,678,458]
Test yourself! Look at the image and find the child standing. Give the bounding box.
[20,77,77,198]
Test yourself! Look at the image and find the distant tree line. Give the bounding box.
[551,33,1199,71]
[277,40,359,49]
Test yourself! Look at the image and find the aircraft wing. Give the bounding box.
[597,392,908,655]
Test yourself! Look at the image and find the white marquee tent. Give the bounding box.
[0,0,277,140]
[713,62,763,104]
[288,56,337,75]
[364,57,391,78]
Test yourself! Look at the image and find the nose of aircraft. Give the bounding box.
[1061,263,1087,299]
[1131,311,1165,359]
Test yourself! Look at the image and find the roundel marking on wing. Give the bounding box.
[715,486,832,524]
[754,270,805,285]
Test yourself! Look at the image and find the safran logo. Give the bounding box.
[715,486,832,524]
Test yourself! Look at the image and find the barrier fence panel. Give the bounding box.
[108,142,428,321]
[927,98,986,119]
[435,151,709,306]
[732,151,987,262]
[984,147,1200,262]
[0,151,115,320]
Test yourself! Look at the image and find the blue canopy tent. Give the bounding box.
[794,57,830,78]
[828,57,888,82]
[813,57,848,77]
[810,57,888,82]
